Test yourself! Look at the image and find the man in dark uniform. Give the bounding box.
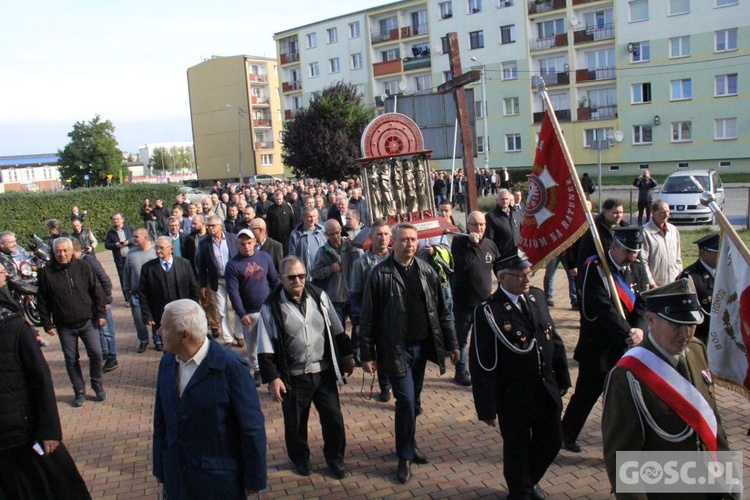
[602,278,737,498]
[677,233,718,345]
[575,199,628,272]
[470,249,571,500]
[561,227,649,453]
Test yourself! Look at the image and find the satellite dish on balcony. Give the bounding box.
[569,14,580,27]
[433,44,444,55]
[398,82,408,92]
[614,130,624,142]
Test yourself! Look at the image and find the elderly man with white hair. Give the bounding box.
[153,299,267,498]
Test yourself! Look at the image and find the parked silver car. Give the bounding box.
[657,170,725,224]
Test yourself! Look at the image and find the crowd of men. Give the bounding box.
[0,171,738,499]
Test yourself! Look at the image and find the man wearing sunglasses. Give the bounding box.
[470,248,571,500]
[256,256,355,480]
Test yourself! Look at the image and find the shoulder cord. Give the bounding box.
[581,262,604,323]
[474,303,537,372]
[627,371,693,443]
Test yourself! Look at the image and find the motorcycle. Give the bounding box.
[9,233,50,327]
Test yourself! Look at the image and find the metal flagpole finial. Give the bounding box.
[699,191,716,207]
[533,75,546,92]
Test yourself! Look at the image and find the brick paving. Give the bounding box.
[44,252,748,499]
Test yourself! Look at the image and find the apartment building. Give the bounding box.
[275,0,749,175]
[187,55,285,183]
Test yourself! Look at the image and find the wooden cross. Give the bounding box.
[437,32,481,213]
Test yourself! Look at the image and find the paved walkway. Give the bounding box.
[46,252,749,499]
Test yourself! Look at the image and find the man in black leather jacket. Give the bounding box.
[360,222,459,484]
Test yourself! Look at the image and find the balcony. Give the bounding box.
[255,141,274,150]
[533,108,571,123]
[401,24,428,39]
[248,73,268,83]
[251,95,270,105]
[572,0,602,4]
[280,51,299,65]
[573,24,614,44]
[528,0,566,15]
[533,71,570,87]
[371,28,400,44]
[529,33,568,51]
[403,55,431,71]
[252,119,272,128]
[575,66,616,83]
[282,80,302,93]
[577,105,617,121]
[373,59,402,77]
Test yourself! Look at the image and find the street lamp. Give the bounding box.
[471,56,489,170]
[226,104,248,185]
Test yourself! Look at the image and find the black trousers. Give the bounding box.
[561,361,608,442]
[498,394,562,499]
[281,368,345,466]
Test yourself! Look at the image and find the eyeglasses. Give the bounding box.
[285,274,306,282]
[506,271,534,281]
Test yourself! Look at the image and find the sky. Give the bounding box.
[0,0,392,156]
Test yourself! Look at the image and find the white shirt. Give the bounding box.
[699,258,716,279]
[500,284,525,313]
[177,339,210,397]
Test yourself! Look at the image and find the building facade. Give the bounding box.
[274,0,749,176]
[187,55,285,184]
[0,154,61,193]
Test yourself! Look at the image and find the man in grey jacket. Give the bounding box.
[310,220,362,325]
[123,228,159,353]
[288,206,326,277]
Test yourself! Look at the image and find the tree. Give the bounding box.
[57,115,124,188]
[148,146,195,175]
[282,82,374,181]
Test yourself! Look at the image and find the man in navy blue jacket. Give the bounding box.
[153,299,266,498]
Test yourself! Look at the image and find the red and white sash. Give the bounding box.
[617,347,718,451]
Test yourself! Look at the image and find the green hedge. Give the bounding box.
[0,184,183,248]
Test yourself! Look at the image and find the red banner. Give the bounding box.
[520,113,588,268]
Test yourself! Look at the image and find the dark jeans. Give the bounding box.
[452,302,474,375]
[58,320,103,394]
[561,361,608,442]
[499,394,562,499]
[390,343,428,460]
[281,369,346,466]
[130,295,160,345]
[637,201,652,226]
[543,255,578,305]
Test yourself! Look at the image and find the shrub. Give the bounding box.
[0,184,182,248]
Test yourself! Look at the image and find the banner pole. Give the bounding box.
[701,192,750,267]
[534,76,625,319]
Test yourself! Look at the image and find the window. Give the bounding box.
[539,55,567,77]
[306,33,317,48]
[629,0,648,21]
[669,36,690,58]
[349,22,360,38]
[537,19,565,39]
[468,0,482,13]
[477,136,487,152]
[639,164,650,170]
[292,95,302,110]
[631,41,650,62]
[310,91,321,102]
[414,74,432,92]
[381,48,400,61]
[470,30,484,49]
[505,134,521,152]
[439,1,453,18]
[443,71,453,82]
[351,53,363,70]
[669,0,689,15]
[715,74,738,96]
[719,160,732,168]
[440,36,450,54]
[670,79,692,100]
[678,162,689,169]
[501,25,516,44]
[329,58,340,74]
[715,118,737,140]
[308,62,319,77]
[326,28,338,44]
[378,16,397,34]
[502,61,517,80]
[631,83,652,104]
[671,121,692,142]
[475,100,484,118]
[715,29,738,52]
[609,165,621,172]
[633,125,653,145]
[411,43,429,57]
[584,128,614,148]
[504,97,520,115]
[716,0,738,6]
[261,154,273,165]
[383,80,400,96]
